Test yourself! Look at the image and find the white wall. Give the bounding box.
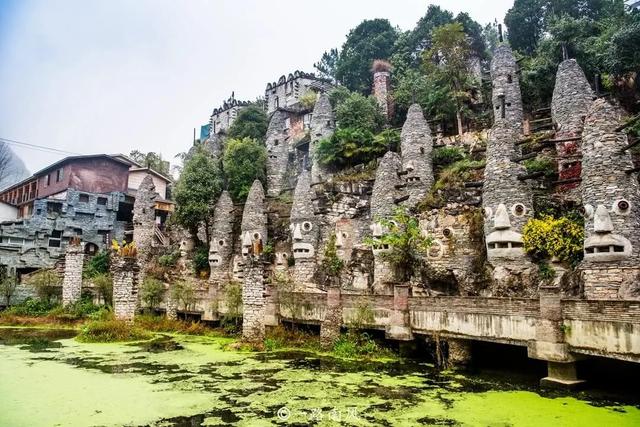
[128,171,167,200]
[0,202,18,222]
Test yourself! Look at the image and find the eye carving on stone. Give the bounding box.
[302,222,313,232]
[613,199,631,215]
[512,203,526,216]
[581,204,595,219]
[253,232,262,240]
[218,239,225,247]
[442,228,452,238]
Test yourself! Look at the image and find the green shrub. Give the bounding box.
[523,157,555,177]
[26,269,61,303]
[335,92,384,133]
[222,137,267,202]
[171,279,197,311]
[227,105,269,141]
[77,319,152,343]
[299,91,318,109]
[135,314,209,335]
[332,332,387,358]
[523,216,584,265]
[90,273,113,306]
[316,128,398,170]
[433,146,465,168]
[4,298,57,317]
[140,277,165,311]
[192,245,210,277]
[83,251,110,279]
[158,251,180,267]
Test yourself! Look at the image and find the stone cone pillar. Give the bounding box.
[62,244,84,306]
[320,287,342,349]
[242,260,265,343]
[111,255,141,321]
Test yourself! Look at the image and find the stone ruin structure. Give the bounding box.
[238,180,267,342]
[400,104,434,208]
[265,110,290,197]
[61,238,83,306]
[579,99,640,299]
[482,42,536,295]
[310,92,335,184]
[265,71,333,115]
[208,191,235,285]
[372,62,394,122]
[551,59,595,194]
[132,175,157,260]
[208,92,252,136]
[111,254,140,321]
[289,171,319,284]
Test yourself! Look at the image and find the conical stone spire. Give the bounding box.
[310,92,335,184]
[240,180,267,258]
[209,191,235,279]
[265,111,289,196]
[490,44,523,132]
[551,59,594,137]
[400,104,434,207]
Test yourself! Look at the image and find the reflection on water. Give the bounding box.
[0,327,639,427]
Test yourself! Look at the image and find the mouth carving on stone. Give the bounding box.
[292,243,315,259]
[486,203,525,259]
[370,222,391,254]
[584,204,632,262]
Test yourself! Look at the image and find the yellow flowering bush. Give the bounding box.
[522,216,583,264]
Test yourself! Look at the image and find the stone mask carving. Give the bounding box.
[290,221,316,259]
[334,219,354,262]
[485,203,526,259]
[289,171,317,260]
[583,204,632,261]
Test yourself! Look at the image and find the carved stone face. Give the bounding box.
[485,203,527,259]
[208,237,231,269]
[370,222,392,255]
[232,255,245,280]
[241,230,264,259]
[583,203,632,262]
[290,220,317,259]
[334,219,354,262]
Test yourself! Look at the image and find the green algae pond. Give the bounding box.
[1,327,639,426]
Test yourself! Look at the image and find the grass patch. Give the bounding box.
[134,314,212,336]
[0,299,109,326]
[77,319,152,343]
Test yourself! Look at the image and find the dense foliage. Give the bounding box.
[173,145,223,240]
[227,105,269,141]
[222,137,267,202]
[26,269,61,303]
[128,150,171,177]
[141,277,165,311]
[522,215,584,265]
[83,250,110,279]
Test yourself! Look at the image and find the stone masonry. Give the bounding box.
[61,242,83,306]
[551,59,594,194]
[290,171,318,284]
[132,174,157,258]
[310,92,335,184]
[265,111,290,197]
[400,103,434,208]
[370,151,403,292]
[208,191,235,285]
[373,70,393,122]
[580,99,640,298]
[111,255,140,321]
[490,44,523,133]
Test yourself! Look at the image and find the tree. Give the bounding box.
[171,280,196,311]
[335,19,399,93]
[0,270,17,306]
[222,137,266,202]
[394,69,458,123]
[366,207,433,283]
[424,23,474,135]
[505,0,549,55]
[91,274,113,306]
[335,92,384,133]
[141,277,165,311]
[314,48,339,83]
[128,150,171,176]
[227,105,269,142]
[0,142,29,191]
[173,145,223,241]
[321,233,344,287]
[26,269,61,303]
[315,128,396,170]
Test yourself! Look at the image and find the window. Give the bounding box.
[48,230,62,248]
[45,174,51,187]
[79,194,89,203]
[74,228,83,236]
[284,118,291,130]
[274,97,279,108]
[97,197,107,206]
[46,202,62,215]
[56,168,64,183]
[507,74,512,83]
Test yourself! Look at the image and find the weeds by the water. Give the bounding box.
[134,315,211,336]
[77,319,152,342]
[0,298,108,326]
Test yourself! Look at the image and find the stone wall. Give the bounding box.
[61,243,83,306]
[400,104,433,207]
[242,261,265,342]
[265,111,290,197]
[111,255,140,321]
[208,191,235,285]
[309,93,335,184]
[132,174,157,260]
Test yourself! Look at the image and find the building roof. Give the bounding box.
[128,167,173,183]
[33,154,131,177]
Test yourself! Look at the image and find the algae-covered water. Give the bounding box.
[1,327,639,426]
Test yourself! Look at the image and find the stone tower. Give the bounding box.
[483,43,535,294]
[290,171,318,284]
[133,174,157,258]
[208,191,235,284]
[490,44,523,133]
[400,104,434,207]
[579,99,640,299]
[372,61,393,122]
[239,180,268,342]
[551,59,594,192]
[310,92,335,184]
[370,151,403,292]
[265,111,289,197]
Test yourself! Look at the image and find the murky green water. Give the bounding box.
[0,327,639,426]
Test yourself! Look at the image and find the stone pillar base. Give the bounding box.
[540,361,585,389]
[447,338,472,367]
[320,287,342,349]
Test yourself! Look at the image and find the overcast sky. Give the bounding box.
[0,0,513,175]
